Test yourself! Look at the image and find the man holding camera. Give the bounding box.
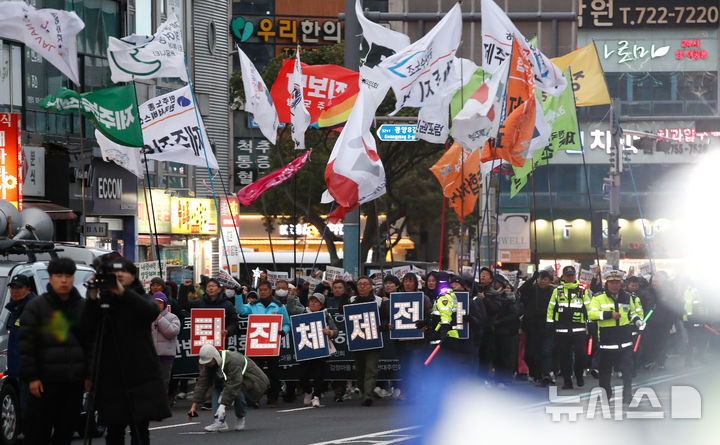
[19,257,89,445]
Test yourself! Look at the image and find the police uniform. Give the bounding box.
[431,289,459,340]
[588,271,644,403]
[546,266,591,389]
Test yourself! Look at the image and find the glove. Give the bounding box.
[215,404,226,421]
[438,323,451,338]
[415,319,428,329]
[635,319,644,328]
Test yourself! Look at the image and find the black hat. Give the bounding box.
[562,265,576,276]
[8,275,31,288]
[150,277,165,287]
[493,273,508,284]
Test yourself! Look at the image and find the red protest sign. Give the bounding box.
[270,60,359,125]
[245,314,283,357]
[191,308,225,355]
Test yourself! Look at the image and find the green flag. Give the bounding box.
[450,66,486,121]
[39,84,143,147]
[510,69,581,198]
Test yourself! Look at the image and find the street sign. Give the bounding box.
[376,124,418,142]
[85,222,108,237]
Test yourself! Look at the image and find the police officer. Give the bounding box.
[588,271,644,405]
[546,265,591,389]
[625,276,645,376]
[682,286,709,367]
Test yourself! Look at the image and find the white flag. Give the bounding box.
[356,0,410,106]
[108,14,188,83]
[528,96,551,158]
[289,48,311,150]
[481,0,565,96]
[95,130,144,178]
[379,4,462,113]
[0,2,84,86]
[238,46,279,145]
[140,85,218,169]
[322,87,385,215]
[452,56,511,151]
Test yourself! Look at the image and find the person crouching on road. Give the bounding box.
[188,344,270,432]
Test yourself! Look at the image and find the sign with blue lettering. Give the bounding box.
[291,311,330,362]
[389,292,424,340]
[376,124,418,142]
[343,302,383,351]
[453,291,469,339]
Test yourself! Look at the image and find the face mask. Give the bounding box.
[275,289,288,297]
[225,289,236,298]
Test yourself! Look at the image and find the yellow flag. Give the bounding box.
[551,43,611,107]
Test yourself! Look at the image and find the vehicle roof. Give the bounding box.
[0,260,95,277]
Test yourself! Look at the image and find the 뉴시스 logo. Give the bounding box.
[545,385,701,421]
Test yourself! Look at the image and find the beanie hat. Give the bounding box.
[153,291,168,307]
[150,277,165,287]
[198,344,222,365]
[309,292,326,306]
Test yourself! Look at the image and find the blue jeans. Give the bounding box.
[211,386,247,419]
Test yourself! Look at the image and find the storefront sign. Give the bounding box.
[91,159,137,215]
[137,189,172,233]
[0,113,22,209]
[22,146,44,197]
[579,1,720,29]
[497,213,531,263]
[592,37,717,72]
[85,222,108,237]
[219,196,240,228]
[233,137,271,189]
[191,308,225,355]
[231,15,342,46]
[170,197,218,235]
[581,128,717,154]
[279,222,343,238]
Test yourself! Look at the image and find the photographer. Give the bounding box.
[83,256,170,445]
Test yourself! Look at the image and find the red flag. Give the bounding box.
[236,149,312,207]
[270,60,359,125]
[481,39,536,168]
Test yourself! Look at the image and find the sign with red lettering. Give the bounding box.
[0,114,22,209]
[270,60,358,125]
[245,314,283,357]
[191,309,225,355]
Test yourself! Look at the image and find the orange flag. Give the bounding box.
[430,142,481,222]
[481,39,536,168]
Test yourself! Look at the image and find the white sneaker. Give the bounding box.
[312,396,320,408]
[391,388,402,399]
[374,386,391,398]
[204,419,229,432]
[303,393,313,405]
[234,417,246,431]
[175,392,187,399]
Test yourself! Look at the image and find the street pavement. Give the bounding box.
[72,351,720,445]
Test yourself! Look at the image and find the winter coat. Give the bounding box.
[152,307,180,357]
[19,285,89,384]
[191,293,240,338]
[469,294,489,345]
[285,296,307,316]
[237,298,291,334]
[193,350,270,405]
[518,281,554,332]
[81,280,171,425]
[5,292,36,379]
[493,291,522,336]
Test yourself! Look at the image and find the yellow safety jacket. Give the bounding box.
[546,281,591,334]
[433,290,459,339]
[588,290,643,349]
[683,288,707,327]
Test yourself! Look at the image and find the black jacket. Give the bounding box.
[189,293,239,338]
[518,281,554,332]
[19,285,89,384]
[5,292,36,379]
[493,292,522,337]
[82,279,171,425]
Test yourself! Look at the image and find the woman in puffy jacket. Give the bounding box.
[151,291,181,390]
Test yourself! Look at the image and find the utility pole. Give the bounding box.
[605,98,622,269]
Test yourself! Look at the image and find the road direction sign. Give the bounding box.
[376,124,418,142]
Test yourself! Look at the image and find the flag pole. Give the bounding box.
[216,170,251,282]
[181,61,233,275]
[547,173,558,273]
[530,163,539,269]
[248,126,277,270]
[79,113,87,241]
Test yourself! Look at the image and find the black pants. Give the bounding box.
[299,358,327,398]
[26,381,83,445]
[524,328,547,380]
[255,357,281,401]
[599,346,633,403]
[493,334,518,384]
[105,421,150,445]
[555,333,586,383]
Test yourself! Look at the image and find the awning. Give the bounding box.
[22,202,78,220]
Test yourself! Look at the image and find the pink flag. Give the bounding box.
[236,149,312,207]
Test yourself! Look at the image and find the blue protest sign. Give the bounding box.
[389,292,424,340]
[343,302,383,352]
[290,311,330,362]
[453,291,469,339]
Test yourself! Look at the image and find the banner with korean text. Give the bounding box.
[0,113,22,209]
[389,292,424,340]
[191,308,225,355]
[291,311,331,361]
[245,314,283,356]
[343,302,383,351]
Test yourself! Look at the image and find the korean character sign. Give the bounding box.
[190,309,225,355]
[343,302,383,352]
[389,292,424,340]
[245,314,283,357]
[452,292,469,340]
[291,311,331,361]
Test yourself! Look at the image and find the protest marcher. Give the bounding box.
[190,278,239,347]
[477,267,501,378]
[82,256,171,445]
[348,277,382,406]
[151,292,181,395]
[326,279,349,310]
[188,344,270,432]
[682,286,710,367]
[237,281,290,407]
[491,274,522,387]
[639,272,683,370]
[519,270,555,385]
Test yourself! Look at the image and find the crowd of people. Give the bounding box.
[6,254,718,442]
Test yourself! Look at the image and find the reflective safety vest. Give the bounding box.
[629,292,645,336]
[683,288,707,327]
[588,290,643,349]
[433,290,459,339]
[546,281,591,334]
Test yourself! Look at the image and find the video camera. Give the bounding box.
[85,260,122,291]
